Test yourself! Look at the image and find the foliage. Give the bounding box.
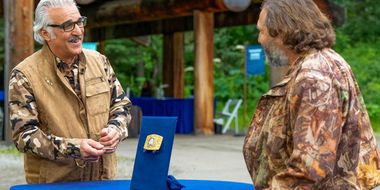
[332,0,380,43]
[182,26,268,129]
[105,35,163,97]
[212,26,269,129]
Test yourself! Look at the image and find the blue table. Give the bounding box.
[10,180,254,190]
[130,97,195,134]
[0,90,4,101]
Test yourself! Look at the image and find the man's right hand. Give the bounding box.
[80,139,105,163]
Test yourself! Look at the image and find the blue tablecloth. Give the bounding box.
[130,97,195,134]
[10,179,254,190]
[0,90,4,101]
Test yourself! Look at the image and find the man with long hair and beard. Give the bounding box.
[243,0,380,189]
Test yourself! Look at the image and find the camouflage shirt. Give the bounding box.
[9,53,131,160]
[243,48,380,190]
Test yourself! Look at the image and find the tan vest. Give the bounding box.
[13,45,117,183]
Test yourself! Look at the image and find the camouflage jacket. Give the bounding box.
[9,45,132,183]
[243,48,380,190]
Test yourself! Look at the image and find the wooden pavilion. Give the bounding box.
[1,0,345,144]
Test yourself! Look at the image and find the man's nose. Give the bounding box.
[72,23,83,33]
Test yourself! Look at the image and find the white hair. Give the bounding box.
[33,0,78,44]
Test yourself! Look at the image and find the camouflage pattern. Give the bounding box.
[56,57,81,99]
[243,48,380,190]
[9,52,130,160]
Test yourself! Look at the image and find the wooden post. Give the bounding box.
[270,66,289,87]
[97,41,106,55]
[193,10,214,135]
[3,0,34,144]
[163,32,185,98]
[243,46,247,133]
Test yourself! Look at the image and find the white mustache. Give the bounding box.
[68,36,82,42]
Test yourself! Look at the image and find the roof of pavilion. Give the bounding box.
[0,0,345,41]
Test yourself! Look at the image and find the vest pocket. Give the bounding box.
[40,158,83,183]
[85,76,110,116]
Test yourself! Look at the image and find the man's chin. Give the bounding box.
[265,55,289,67]
[70,45,83,54]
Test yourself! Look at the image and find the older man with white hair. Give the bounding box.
[8,0,131,183]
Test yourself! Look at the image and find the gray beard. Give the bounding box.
[263,39,289,67]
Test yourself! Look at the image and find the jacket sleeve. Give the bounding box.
[103,56,132,141]
[9,70,83,160]
[270,67,343,189]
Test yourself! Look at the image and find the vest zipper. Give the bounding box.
[77,98,91,138]
[82,68,94,181]
[77,67,94,181]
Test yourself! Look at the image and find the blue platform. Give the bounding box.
[129,97,216,134]
[9,117,255,190]
[0,90,4,101]
[130,116,177,190]
[129,97,195,134]
[10,179,254,190]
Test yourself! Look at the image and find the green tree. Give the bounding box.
[332,0,380,43]
[105,35,163,96]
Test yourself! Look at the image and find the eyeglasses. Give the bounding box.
[47,16,87,32]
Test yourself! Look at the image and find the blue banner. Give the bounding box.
[82,42,97,51]
[246,45,264,76]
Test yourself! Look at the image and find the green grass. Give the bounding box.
[117,156,135,162]
[0,146,23,157]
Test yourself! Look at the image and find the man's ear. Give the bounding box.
[39,29,51,42]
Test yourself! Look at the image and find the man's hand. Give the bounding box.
[80,139,105,163]
[99,127,120,154]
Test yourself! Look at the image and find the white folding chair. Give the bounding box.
[213,99,242,134]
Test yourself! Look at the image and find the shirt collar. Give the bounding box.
[56,57,79,71]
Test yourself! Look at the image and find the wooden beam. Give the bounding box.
[88,3,261,41]
[76,0,95,5]
[163,33,185,98]
[4,0,34,144]
[86,0,345,41]
[81,0,250,28]
[193,10,214,135]
[0,0,344,27]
